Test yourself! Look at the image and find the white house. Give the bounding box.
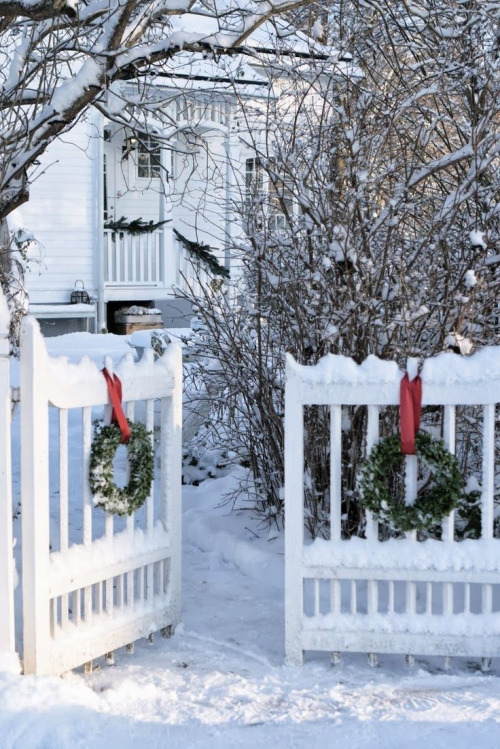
[14,16,338,334]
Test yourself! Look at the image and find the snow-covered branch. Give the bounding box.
[180,0,500,534]
[0,0,317,220]
[0,0,79,22]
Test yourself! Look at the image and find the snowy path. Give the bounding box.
[2,472,500,747]
[2,333,500,747]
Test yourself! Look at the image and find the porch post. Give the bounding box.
[224,108,233,280]
[91,109,106,332]
[160,145,174,289]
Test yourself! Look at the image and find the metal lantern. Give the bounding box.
[71,280,90,305]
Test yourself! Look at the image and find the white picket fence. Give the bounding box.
[0,293,182,676]
[285,350,500,668]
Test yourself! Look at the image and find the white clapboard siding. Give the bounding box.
[285,349,500,666]
[21,120,95,301]
[20,315,182,676]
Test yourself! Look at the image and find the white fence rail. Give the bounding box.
[285,350,500,667]
[0,298,182,676]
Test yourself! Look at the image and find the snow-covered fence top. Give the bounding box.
[284,347,500,668]
[285,347,500,404]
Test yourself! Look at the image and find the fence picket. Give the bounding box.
[284,372,305,665]
[482,404,495,539]
[442,405,456,542]
[106,577,113,617]
[331,579,340,615]
[82,407,92,545]
[368,580,378,615]
[426,582,432,615]
[146,398,155,535]
[59,409,69,552]
[21,317,51,675]
[330,405,342,540]
[482,584,493,615]
[313,579,320,616]
[464,583,470,613]
[350,580,357,614]
[365,406,379,541]
[388,581,394,614]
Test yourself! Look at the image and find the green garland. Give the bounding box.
[89,419,154,516]
[358,431,464,533]
[104,216,170,235]
[174,228,230,278]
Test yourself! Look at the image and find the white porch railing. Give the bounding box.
[285,349,500,668]
[104,229,164,285]
[174,236,217,297]
[103,229,225,296]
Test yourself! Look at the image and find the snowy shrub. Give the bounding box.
[181,1,500,537]
[0,224,42,352]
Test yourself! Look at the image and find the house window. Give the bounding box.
[137,136,161,179]
[269,172,294,228]
[245,158,264,205]
[245,157,294,231]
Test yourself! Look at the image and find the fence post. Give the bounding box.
[161,343,183,628]
[20,316,50,675]
[284,358,305,666]
[0,291,16,655]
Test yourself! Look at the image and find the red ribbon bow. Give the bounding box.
[399,373,422,455]
[102,368,131,443]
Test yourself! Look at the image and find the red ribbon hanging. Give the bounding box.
[399,373,422,455]
[102,368,131,443]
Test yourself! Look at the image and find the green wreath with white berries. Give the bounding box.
[89,419,154,516]
[358,431,464,533]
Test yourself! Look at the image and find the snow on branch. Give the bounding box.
[0,0,79,21]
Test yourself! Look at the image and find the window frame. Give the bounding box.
[136,135,161,180]
[244,156,294,232]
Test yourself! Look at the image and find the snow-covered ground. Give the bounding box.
[2,332,500,748]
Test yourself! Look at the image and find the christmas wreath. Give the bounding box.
[89,419,154,516]
[358,431,464,533]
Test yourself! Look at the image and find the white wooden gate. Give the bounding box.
[285,350,500,667]
[19,314,182,676]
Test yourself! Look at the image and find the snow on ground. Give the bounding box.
[2,332,500,748]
